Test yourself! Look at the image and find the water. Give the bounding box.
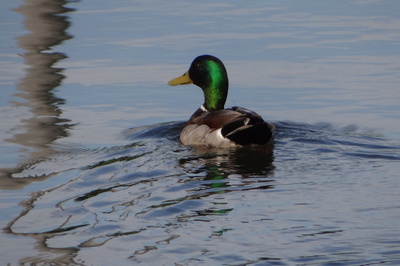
[1,0,400,265]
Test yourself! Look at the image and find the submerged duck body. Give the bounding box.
[168,55,274,148]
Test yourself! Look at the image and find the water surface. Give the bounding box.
[1,0,400,265]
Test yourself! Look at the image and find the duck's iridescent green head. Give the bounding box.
[168,55,229,111]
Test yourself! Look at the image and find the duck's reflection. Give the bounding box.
[181,146,274,179]
[1,0,74,183]
[178,146,275,217]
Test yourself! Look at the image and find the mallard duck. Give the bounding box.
[168,55,274,147]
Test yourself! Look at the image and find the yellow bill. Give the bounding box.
[168,71,193,86]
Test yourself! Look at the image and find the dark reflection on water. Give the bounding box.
[0,0,74,184]
[4,121,400,264]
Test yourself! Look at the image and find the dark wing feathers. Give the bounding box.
[221,107,273,145]
[223,122,273,145]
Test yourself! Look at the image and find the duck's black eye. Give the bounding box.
[195,63,201,68]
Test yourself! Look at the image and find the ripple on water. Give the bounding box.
[4,121,400,265]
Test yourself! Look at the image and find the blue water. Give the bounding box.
[1,0,400,265]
